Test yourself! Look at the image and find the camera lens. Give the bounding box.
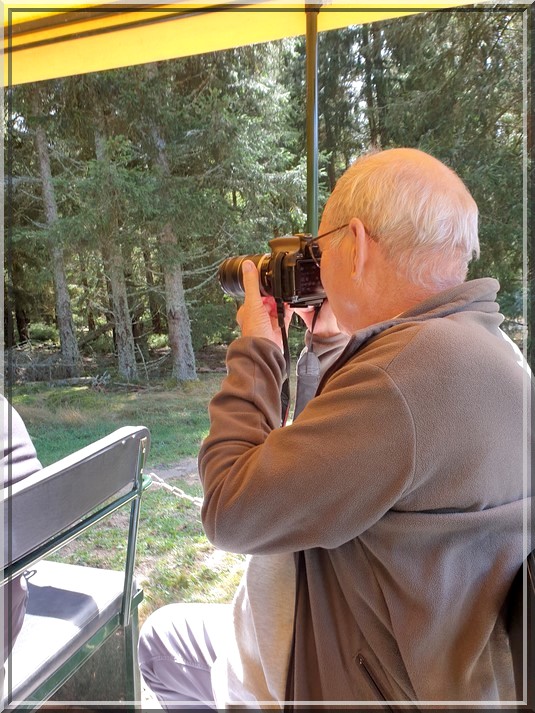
[218,254,270,299]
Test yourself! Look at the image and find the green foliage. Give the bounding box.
[376,10,524,309]
[81,333,115,356]
[190,300,237,351]
[147,333,169,350]
[28,322,59,343]
[6,9,526,359]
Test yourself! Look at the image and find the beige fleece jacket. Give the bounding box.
[199,278,532,705]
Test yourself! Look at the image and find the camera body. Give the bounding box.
[218,234,325,307]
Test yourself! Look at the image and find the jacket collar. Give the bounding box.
[318,278,501,393]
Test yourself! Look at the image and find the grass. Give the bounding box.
[52,475,245,624]
[10,375,224,467]
[10,376,246,624]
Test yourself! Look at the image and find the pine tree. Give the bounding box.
[28,85,80,375]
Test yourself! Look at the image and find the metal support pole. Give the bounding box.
[306,5,320,235]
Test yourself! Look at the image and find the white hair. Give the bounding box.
[323,148,480,291]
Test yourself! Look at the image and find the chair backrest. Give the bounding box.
[2,426,151,708]
[506,549,534,708]
[3,425,151,580]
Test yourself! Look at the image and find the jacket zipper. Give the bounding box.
[357,653,393,710]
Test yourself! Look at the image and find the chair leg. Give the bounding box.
[124,607,141,711]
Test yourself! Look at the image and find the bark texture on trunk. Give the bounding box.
[146,94,197,381]
[32,90,80,376]
[143,248,164,334]
[362,25,380,149]
[4,291,16,348]
[95,129,138,382]
[161,225,197,381]
[8,265,30,345]
[101,240,138,381]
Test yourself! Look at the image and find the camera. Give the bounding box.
[217,234,325,307]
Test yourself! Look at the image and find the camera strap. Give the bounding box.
[276,300,291,426]
[293,305,321,419]
[277,302,322,426]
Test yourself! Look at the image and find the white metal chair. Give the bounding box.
[2,426,151,710]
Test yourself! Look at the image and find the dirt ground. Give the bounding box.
[149,456,200,484]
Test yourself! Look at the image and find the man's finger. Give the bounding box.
[242,260,262,303]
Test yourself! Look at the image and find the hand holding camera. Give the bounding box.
[218,234,326,308]
[221,234,343,346]
[293,301,341,339]
[236,261,292,352]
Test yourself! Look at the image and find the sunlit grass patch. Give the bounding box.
[11,374,224,467]
[56,406,87,425]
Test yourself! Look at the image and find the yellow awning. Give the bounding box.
[3,1,483,87]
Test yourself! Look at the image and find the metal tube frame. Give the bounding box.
[306,4,320,236]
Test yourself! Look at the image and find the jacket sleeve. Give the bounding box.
[198,336,416,554]
[2,395,42,485]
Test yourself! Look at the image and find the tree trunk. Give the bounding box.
[15,304,29,344]
[4,278,28,346]
[4,289,15,349]
[94,129,138,381]
[123,243,147,355]
[32,89,80,376]
[102,269,117,350]
[8,262,30,345]
[161,224,197,381]
[79,256,96,332]
[371,26,388,147]
[144,77,197,381]
[143,247,164,334]
[361,25,380,149]
[101,239,138,381]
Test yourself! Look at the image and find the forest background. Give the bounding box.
[6,6,526,385]
[4,6,529,613]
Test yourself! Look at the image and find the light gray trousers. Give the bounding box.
[138,602,231,710]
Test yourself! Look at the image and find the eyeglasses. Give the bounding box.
[303,224,349,266]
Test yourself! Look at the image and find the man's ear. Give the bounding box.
[349,218,368,281]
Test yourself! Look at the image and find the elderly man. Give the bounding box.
[139,148,530,707]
